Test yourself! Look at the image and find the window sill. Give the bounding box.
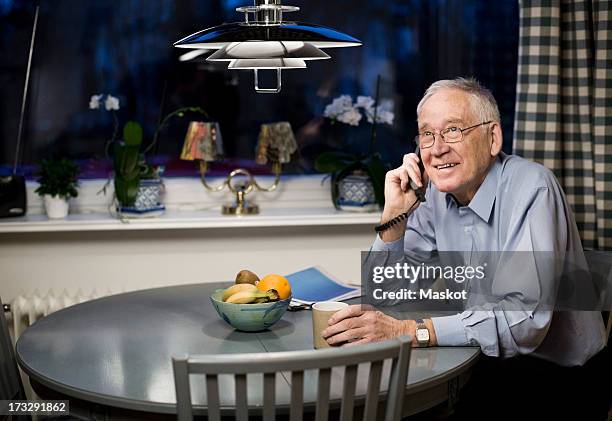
[0,207,380,233]
[0,176,381,233]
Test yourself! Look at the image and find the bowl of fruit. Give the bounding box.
[211,270,292,332]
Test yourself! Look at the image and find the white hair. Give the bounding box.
[416,77,501,124]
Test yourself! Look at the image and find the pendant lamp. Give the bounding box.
[174,0,362,93]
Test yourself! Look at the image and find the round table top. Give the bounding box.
[16,283,479,415]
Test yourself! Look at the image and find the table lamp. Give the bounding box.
[181,121,297,215]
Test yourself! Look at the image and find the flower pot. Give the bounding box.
[117,178,165,218]
[336,171,378,212]
[43,195,70,219]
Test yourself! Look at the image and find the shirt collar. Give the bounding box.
[445,153,504,222]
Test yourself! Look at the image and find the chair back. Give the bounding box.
[0,296,25,401]
[173,335,411,421]
[583,250,612,343]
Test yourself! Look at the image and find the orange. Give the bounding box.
[257,274,292,300]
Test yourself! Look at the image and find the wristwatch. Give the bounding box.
[415,319,430,347]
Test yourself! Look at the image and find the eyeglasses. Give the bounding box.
[416,121,492,149]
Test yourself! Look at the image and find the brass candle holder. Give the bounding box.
[181,121,296,215]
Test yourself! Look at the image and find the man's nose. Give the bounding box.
[430,135,451,156]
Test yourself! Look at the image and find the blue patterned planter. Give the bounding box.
[337,173,378,212]
[118,178,165,218]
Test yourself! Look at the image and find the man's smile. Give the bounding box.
[434,163,460,170]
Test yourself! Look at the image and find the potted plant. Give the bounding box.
[314,79,394,211]
[90,94,208,217]
[34,158,80,219]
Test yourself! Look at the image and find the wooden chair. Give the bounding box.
[173,335,411,421]
[1,296,29,420]
[583,250,612,344]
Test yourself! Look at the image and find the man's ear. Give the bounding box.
[489,122,503,156]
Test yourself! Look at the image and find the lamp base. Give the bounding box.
[222,202,259,215]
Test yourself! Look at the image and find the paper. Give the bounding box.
[285,266,361,305]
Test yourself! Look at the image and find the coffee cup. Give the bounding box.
[311,301,349,349]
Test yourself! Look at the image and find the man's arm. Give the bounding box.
[431,183,568,357]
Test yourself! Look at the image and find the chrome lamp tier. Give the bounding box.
[174,0,362,93]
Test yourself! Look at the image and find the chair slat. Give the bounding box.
[173,358,194,421]
[290,370,304,421]
[315,367,331,421]
[263,372,276,421]
[235,373,248,421]
[363,360,383,421]
[339,364,358,421]
[206,374,221,421]
[384,338,411,421]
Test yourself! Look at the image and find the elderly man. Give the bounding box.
[322,78,608,419]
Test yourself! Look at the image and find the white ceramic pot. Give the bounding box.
[43,195,69,219]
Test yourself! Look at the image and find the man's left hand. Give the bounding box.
[320,305,430,347]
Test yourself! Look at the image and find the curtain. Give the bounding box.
[513,0,612,250]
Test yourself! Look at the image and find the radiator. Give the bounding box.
[5,289,113,343]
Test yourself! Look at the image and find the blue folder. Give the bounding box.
[285,267,360,304]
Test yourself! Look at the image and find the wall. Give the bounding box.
[0,176,379,303]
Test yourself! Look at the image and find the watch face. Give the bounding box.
[416,328,430,342]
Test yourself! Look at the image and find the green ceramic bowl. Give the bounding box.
[210,289,291,332]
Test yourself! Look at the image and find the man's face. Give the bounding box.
[418,88,497,204]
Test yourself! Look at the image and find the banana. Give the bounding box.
[225,289,280,304]
[226,290,262,304]
[222,284,258,302]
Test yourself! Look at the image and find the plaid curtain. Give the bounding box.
[513,0,612,250]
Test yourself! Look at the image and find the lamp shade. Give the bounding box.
[228,58,306,69]
[207,41,330,61]
[174,1,361,93]
[180,122,224,162]
[174,22,362,50]
[255,122,297,165]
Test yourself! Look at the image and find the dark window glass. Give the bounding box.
[0,0,518,179]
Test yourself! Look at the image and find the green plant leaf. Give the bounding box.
[314,151,358,173]
[330,172,341,210]
[114,174,140,206]
[35,158,80,199]
[114,143,140,177]
[123,121,143,147]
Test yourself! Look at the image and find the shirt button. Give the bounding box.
[464,227,472,233]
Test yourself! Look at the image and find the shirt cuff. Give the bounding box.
[372,234,404,252]
[431,314,470,346]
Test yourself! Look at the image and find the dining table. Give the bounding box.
[16,282,480,420]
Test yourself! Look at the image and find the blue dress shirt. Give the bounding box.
[372,153,606,366]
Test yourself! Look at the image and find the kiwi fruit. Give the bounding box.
[235,269,260,285]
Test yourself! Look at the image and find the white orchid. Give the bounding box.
[89,94,120,111]
[323,95,354,120]
[104,95,120,111]
[323,94,394,127]
[373,109,395,125]
[336,108,362,126]
[356,95,375,110]
[89,94,104,110]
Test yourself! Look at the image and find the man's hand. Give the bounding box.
[380,153,428,242]
[320,305,438,347]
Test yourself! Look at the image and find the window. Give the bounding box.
[0,0,518,178]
